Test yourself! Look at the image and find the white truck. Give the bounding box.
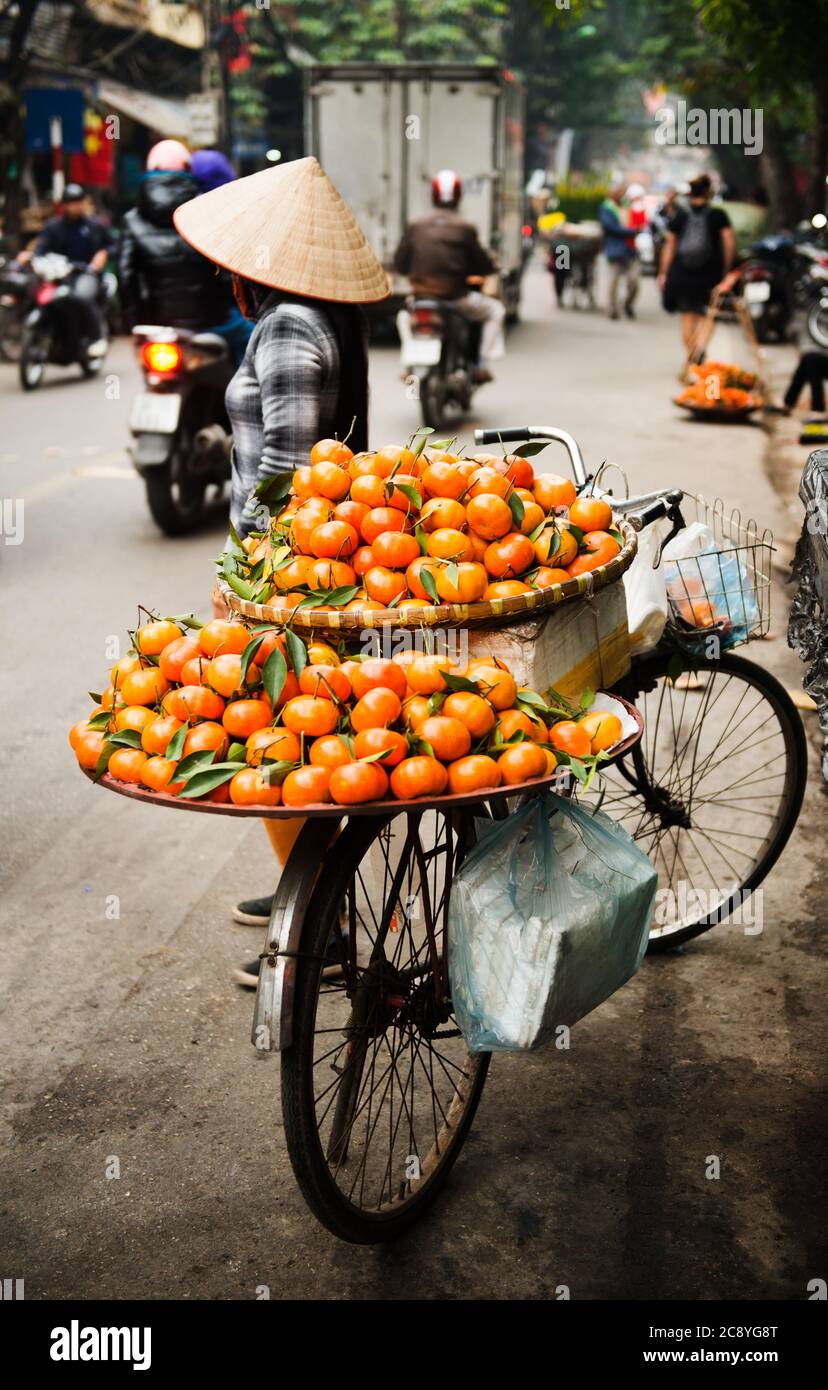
[304,62,527,320]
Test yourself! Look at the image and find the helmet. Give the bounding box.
[146,139,191,172]
[626,182,645,200]
[63,183,85,203]
[431,169,462,208]
[190,149,236,192]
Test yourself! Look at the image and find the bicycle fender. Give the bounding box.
[251,816,342,1052]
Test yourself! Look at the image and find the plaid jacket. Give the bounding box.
[225,294,340,535]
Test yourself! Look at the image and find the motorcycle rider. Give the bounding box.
[393,169,505,383]
[118,140,252,365]
[18,182,112,354]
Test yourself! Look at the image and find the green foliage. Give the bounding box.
[554,179,610,221]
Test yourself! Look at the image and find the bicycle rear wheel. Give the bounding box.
[281,807,490,1244]
[597,649,807,950]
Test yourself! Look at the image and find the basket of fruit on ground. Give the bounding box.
[216,435,637,638]
[675,362,763,420]
[70,613,643,817]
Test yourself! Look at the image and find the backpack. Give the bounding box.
[676,207,713,271]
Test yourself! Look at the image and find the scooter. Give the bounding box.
[129,325,234,535]
[399,298,483,430]
[19,254,109,389]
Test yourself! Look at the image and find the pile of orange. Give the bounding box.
[687,361,757,391]
[225,438,623,614]
[70,616,625,810]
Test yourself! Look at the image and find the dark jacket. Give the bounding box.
[35,215,113,265]
[118,172,233,330]
[393,209,495,299]
[599,199,638,263]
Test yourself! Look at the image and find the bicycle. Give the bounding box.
[253,423,807,1243]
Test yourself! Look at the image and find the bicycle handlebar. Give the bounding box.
[474,425,588,485]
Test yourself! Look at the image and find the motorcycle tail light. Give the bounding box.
[743,266,770,281]
[412,307,441,334]
[36,284,56,305]
[141,341,183,375]
[522,223,533,237]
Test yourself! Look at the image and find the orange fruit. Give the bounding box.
[292,464,315,499]
[496,708,546,742]
[282,695,339,737]
[390,755,448,800]
[310,519,359,559]
[180,655,210,686]
[446,754,503,795]
[518,501,546,536]
[434,560,488,603]
[580,710,623,752]
[549,720,591,757]
[401,694,431,730]
[421,461,465,500]
[69,718,97,749]
[352,545,376,578]
[566,530,621,577]
[291,498,334,554]
[532,473,577,511]
[74,730,106,769]
[419,497,466,533]
[497,743,548,785]
[470,666,517,710]
[502,454,535,488]
[222,699,273,739]
[329,762,389,806]
[310,460,351,501]
[350,474,388,510]
[483,580,531,600]
[568,495,613,533]
[529,566,571,588]
[350,687,402,732]
[333,499,370,533]
[163,685,225,722]
[405,556,441,601]
[158,635,201,683]
[363,566,407,606]
[307,641,340,666]
[417,715,471,762]
[135,619,183,656]
[483,533,535,579]
[543,749,559,775]
[375,443,416,473]
[298,664,352,702]
[351,658,408,701]
[467,468,511,500]
[406,654,456,695]
[108,748,148,783]
[183,721,230,758]
[198,620,251,658]
[308,558,357,591]
[229,767,282,807]
[361,507,406,545]
[426,528,474,562]
[141,714,184,756]
[206,653,260,699]
[310,438,354,468]
[114,706,156,734]
[385,474,425,512]
[442,691,496,739]
[251,629,287,667]
[140,756,185,794]
[534,526,579,568]
[353,727,408,767]
[110,653,142,688]
[120,667,170,707]
[100,684,125,711]
[246,727,301,766]
[282,765,332,807]
[309,734,353,769]
[370,531,421,570]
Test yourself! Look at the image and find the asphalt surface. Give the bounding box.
[1,261,825,1299]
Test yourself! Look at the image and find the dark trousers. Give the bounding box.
[72,271,105,342]
[784,351,828,413]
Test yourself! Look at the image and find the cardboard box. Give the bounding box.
[466,581,630,701]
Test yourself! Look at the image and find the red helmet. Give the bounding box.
[431,169,462,208]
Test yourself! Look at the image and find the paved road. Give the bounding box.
[1,262,825,1299]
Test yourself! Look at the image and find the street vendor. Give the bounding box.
[173,156,389,983]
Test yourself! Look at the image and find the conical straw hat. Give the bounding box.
[173,156,389,304]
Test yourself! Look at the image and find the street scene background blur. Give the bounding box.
[1,0,827,1300]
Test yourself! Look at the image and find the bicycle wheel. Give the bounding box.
[595,649,807,951]
[281,807,490,1244]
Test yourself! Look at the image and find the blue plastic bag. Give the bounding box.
[448,794,658,1052]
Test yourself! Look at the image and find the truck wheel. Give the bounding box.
[144,461,207,536]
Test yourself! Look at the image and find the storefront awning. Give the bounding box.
[84,0,204,50]
[96,78,189,136]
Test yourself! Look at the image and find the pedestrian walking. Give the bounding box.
[782,349,828,416]
[174,155,389,984]
[599,185,640,320]
[659,173,736,363]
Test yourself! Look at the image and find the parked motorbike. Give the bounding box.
[129,325,234,535]
[806,283,828,350]
[400,298,483,430]
[0,257,35,362]
[19,254,110,389]
[740,234,797,341]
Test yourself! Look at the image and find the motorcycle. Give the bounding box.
[0,257,35,361]
[739,234,797,341]
[806,283,828,350]
[129,325,234,535]
[19,254,109,389]
[400,298,483,430]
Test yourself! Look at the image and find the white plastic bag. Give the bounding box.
[623,521,668,655]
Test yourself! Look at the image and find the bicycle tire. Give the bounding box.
[604,648,808,951]
[281,809,490,1244]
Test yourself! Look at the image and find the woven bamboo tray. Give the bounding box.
[219,519,638,639]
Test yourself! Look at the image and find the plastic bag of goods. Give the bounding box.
[623,520,669,655]
[448,794,658,1053]
[662,521,759,644]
